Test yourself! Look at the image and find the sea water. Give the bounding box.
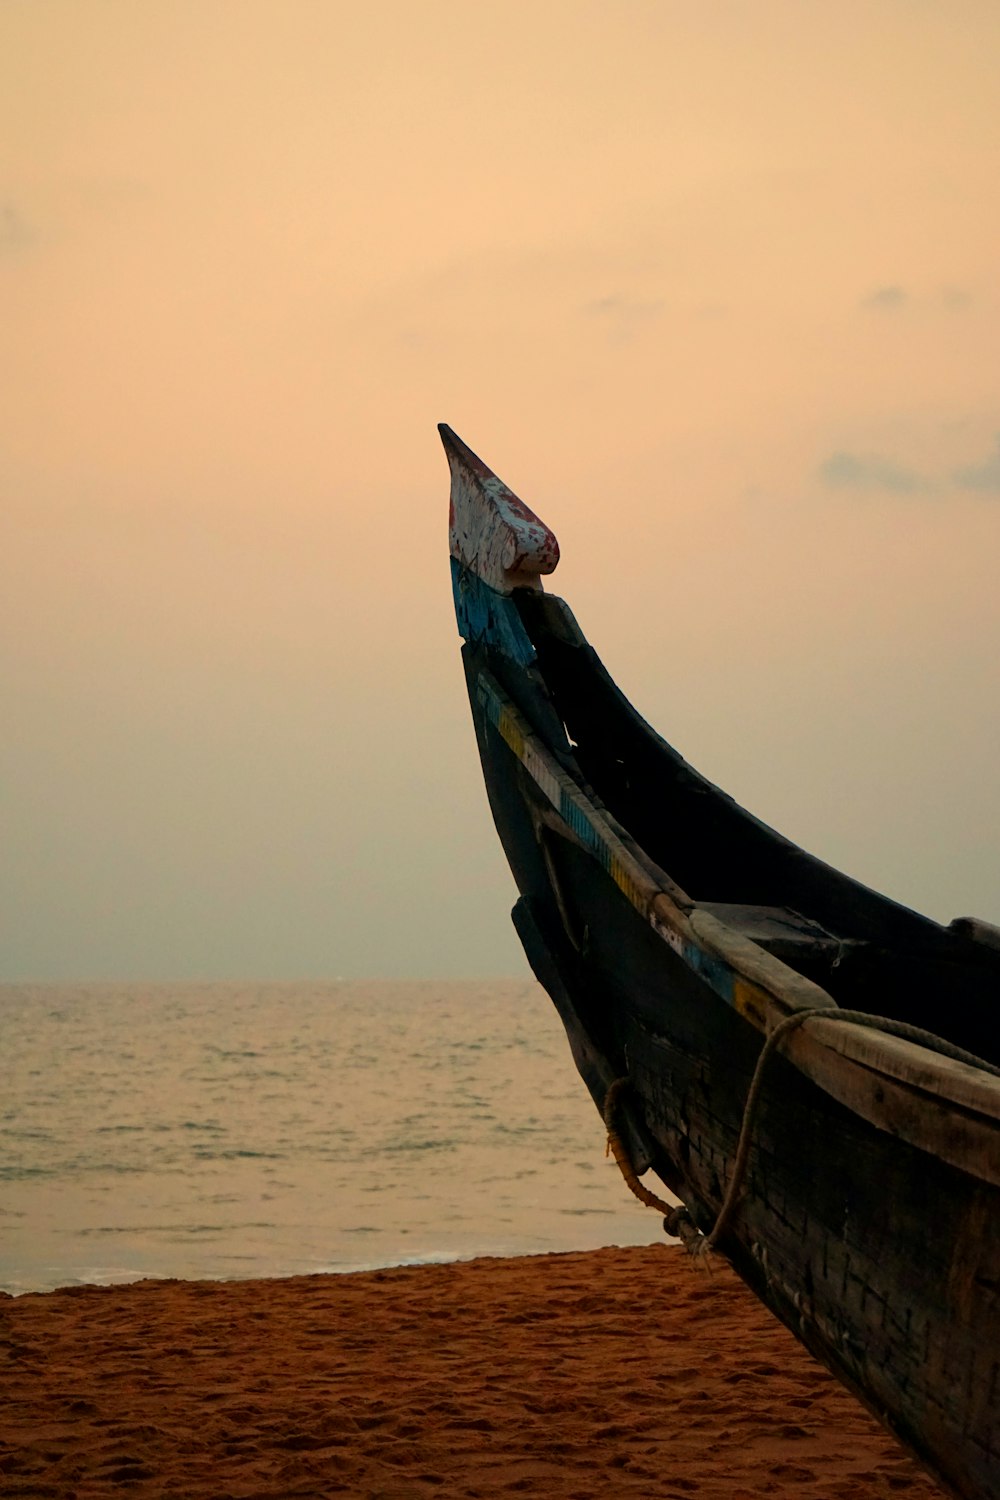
[0,980,661,1294]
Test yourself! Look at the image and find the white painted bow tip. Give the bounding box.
[440,424,560,595]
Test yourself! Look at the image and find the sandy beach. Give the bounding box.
[0,1243,946,1499]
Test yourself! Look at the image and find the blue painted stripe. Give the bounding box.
[559,790,602,854]
[451,559,536,667]
[683,943,736,1006]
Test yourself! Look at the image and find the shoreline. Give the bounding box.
[0,1243,945,1498]
[1,1227,666,1300]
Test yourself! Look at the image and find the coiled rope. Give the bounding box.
[604,1006,1000,1262]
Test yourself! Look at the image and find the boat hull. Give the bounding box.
[442,421,1000,1500]
[462,636,1000,1500]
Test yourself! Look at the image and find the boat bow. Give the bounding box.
[443,425,1000,1500]
[440,423,559,594]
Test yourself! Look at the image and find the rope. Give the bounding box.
[604,1005,1000,1263]
[603,1077,673,1215]
[603,1077,709,1262]
[824,1008,1000,1079]
[698,1006,824,1256]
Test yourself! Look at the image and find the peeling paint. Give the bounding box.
[440,424,559,594]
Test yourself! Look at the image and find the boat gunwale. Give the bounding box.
[474,662,1000,1148]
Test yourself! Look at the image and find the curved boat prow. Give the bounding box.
[439,424,559,594]
[444,425,1000,1500]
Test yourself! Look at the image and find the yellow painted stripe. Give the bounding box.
[733,977,769,1032]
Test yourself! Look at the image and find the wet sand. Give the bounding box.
[0,1244,945,1498]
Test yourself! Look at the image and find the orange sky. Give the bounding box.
[3,0,999,977]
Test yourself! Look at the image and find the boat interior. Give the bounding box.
[515,590,1000,1070]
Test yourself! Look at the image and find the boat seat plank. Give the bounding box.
[696,903,854,964]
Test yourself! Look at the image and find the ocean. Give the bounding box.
[0,980,662,1295]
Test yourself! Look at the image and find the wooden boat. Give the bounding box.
[441,423,1000,1500]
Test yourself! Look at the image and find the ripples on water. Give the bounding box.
[0,981,659,1293]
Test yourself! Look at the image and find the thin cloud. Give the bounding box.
[859,283,973,314]
[0,180,147,261]
[583,295,664,342]
[818,450,933,495]
[860,285,907,311]
[940,284,973,311]
[952,436,1000,494]
[0,202,33,254]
